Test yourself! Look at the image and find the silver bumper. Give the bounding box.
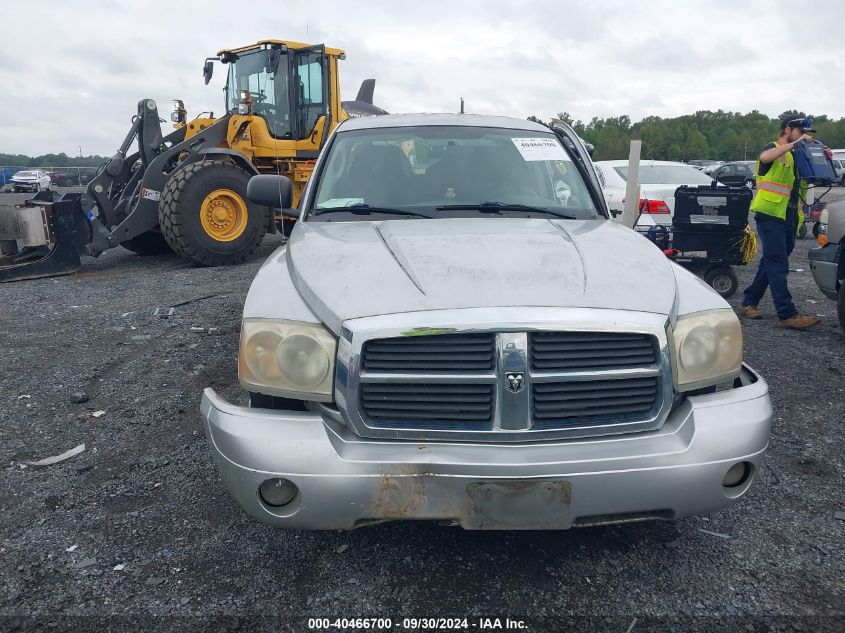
[201,365,772,530]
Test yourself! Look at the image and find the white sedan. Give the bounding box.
[11,170,52,193]
[593,160,715,227]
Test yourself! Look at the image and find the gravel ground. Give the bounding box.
[1,188,843,632]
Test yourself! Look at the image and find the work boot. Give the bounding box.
[739,305,763,319]
[778,314,821,329]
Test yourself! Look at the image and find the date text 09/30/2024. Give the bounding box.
[307,618,528,630]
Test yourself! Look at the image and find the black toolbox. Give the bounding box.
[672,184,752,229]
[637,185,753,297]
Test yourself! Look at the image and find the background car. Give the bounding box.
[687,159,719,171]
[10,170,52,193]
[703,161,725,175]
[593,160,715,226]
[49,170,81,187]
[711,161,756,189]
[831,158,845,186]
[808,200,845,329]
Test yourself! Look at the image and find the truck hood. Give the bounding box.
[288,218,676,333]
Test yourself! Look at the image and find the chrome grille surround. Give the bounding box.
[334,307,674,442]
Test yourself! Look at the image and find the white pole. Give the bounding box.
[622,140,642,229]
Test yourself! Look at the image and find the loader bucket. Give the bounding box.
[0,193,92,282]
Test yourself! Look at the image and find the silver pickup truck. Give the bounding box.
[200,114,772,530]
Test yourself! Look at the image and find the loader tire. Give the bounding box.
[121,230,173,256]
[158,160,267,266]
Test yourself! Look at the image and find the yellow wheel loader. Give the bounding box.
[0,39,385,281]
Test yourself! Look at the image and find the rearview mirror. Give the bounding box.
[202,60,214,85]
[247,174,293,209]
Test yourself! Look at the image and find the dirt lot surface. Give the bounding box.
[1,188,843,632]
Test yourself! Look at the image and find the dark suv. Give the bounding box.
[711,162,756,189]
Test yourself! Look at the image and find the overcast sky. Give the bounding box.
[1,0,843,156]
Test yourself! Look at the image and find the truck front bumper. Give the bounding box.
[201,365,771,530]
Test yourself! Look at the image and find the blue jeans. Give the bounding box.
[742,217,797,319]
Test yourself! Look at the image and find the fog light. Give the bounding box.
[259,477,298,507]
[722,462,750,488]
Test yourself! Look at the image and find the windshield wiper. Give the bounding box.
[311,204,431,219]
[436,202,578,220]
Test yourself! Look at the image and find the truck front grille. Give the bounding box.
[344,324,669,441]
[361,383,494,428]
[532,376,660,427]
[361,333,495,371]
[530,332,657,371]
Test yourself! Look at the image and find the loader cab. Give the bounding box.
[221,41,336,142]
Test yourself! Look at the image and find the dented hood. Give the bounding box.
[287,218,676,333]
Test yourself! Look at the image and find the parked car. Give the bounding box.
[808,199,845,329]
[711,161,756,189]
[0,166,27,187]
[200,113,771,530]
[831,158,845,186]
[593,160,715,226]
[703,161,725,175]
[49,170,81,187]
[687,159,719,171]
[10,170,51,193]
[78,167,97,185]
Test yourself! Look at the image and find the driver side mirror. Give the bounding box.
[247,174,293,210]
[202,60,214,85]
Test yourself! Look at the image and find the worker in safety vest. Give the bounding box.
[739,115,832,329]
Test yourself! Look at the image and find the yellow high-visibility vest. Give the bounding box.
[751,141,807,233]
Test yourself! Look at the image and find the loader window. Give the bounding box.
[227,49,291,139]
[294,52,326,140]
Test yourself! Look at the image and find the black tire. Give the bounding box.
[837,281,845,331]
[797,222,808,239]
[704,265,738,298]
[121,230,173,256]
[158,160,267,266]
[812,222,822,239]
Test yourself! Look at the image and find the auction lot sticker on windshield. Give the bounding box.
[511,137,568,161]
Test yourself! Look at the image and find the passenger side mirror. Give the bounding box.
[247,174,293,210]
[202,60,214,85]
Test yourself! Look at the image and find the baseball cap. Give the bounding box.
[781,115,817,133]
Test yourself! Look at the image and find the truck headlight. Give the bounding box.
[671,309,742,391]
[239,318,336,400]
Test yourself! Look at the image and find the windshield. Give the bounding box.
[613,164,713,185]
[311,126,600,219]
[226,49,291,138]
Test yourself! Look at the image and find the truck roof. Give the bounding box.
[338,113,552,133]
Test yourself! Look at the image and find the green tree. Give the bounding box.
[683,126,710,160]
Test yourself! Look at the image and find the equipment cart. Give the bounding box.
[637,184,754,298]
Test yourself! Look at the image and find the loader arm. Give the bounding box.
[85,100,236,249]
